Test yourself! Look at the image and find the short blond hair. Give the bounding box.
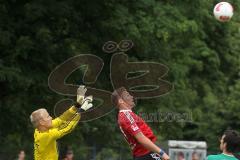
[30,108,47,128]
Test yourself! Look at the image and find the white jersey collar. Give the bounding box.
[119,109,132,112]
[222,153,234,157]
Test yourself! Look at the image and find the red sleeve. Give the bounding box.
[119,112,141,136]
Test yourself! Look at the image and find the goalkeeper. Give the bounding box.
[30,85,92,160]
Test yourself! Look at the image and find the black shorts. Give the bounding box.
[134,152,161,160]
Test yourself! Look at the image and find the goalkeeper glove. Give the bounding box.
[79,95,93,112]
[76,85,87,105]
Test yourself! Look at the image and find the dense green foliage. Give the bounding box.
[1,0,240,159]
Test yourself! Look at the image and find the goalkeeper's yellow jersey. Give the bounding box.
[33,106,80,160]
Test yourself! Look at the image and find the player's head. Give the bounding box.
[17,150,25,160]
[30,108,53,129]
[219,130,240,153]
[192,152,199,160]
[177,152,185,160]
[111,87,135,110]
[61,146,74,160]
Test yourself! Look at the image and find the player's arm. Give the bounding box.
[120,112,169,160]
[134,132,169,160]
[52,106,78,128]
[50,97,93,139]
[50,113,81,139]
[52,85,92,128]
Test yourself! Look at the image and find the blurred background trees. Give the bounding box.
[0,0,240,159]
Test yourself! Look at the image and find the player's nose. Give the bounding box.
[131,96,134,101]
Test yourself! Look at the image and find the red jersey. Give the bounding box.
[118,110,157,157]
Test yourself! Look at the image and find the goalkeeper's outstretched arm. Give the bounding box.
[52,85,93,128]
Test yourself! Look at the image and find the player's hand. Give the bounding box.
[161,153,170,160]
[80,95,93,111]
[76,85,87,105]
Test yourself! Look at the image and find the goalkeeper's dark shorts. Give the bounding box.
[134,152,161,160]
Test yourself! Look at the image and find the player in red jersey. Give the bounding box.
[112,87,170,160]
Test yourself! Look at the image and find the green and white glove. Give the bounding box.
[80,95,93,111]
[76,85,87,105]
[75,85,93,112]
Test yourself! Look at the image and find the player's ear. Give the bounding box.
[118,99,124,104]
[223,142,227,150]
[39,119,45,126]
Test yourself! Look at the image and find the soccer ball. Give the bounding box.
[213,2,233,22]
